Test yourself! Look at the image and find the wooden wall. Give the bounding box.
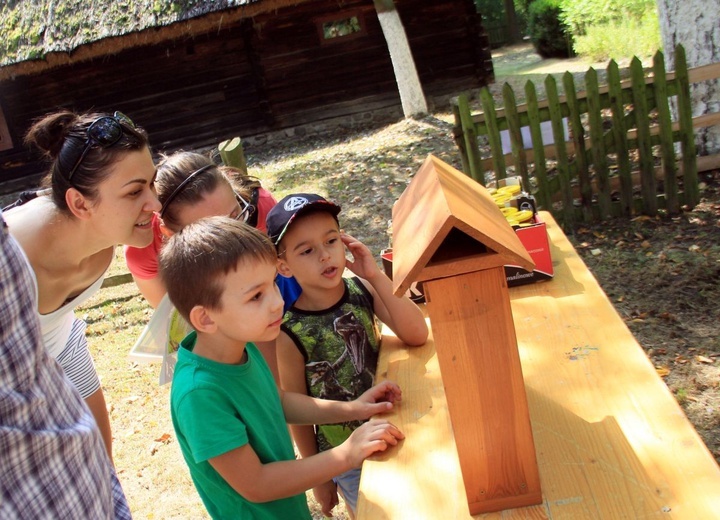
[0,0,492,189]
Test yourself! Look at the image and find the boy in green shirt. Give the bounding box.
[159,216,404,519]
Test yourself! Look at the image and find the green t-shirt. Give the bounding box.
[171,332,311,519]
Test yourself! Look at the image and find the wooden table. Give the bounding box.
[357,211,720,519]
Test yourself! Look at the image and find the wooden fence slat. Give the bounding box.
[586,66,612,219]
[675,45,699,208]
[607,60,632,216]
[563,71,592,221]
[457,94,484,183]
[479,88,507,181]
[503,83,530,189]
[525,80,551,210]
[450,44,707,225]
[630,57,658,216]
[653,50,679,213]
[452,102,473,178]
[545,75,574,228]
[218,137,248,174]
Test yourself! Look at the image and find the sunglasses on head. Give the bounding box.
[67,111,136,182]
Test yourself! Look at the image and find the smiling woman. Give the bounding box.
[2,109,159,471]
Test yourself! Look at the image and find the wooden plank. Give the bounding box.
[675,45,699,208]
[525,80,551,210]
[631,57,657,216]
[653,50,679,213]
[563,71,591,222]
[358,211,720,519]
[480,88,507,180]
[457,93,484,183]
[424,269,541,514]
[545,75,573,229]
[503,83,530,187]
[607,60,633,217]
[586,67,611,219]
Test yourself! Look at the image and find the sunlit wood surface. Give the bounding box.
[357,211,720,519]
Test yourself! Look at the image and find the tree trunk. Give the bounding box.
[504,0,521,44]
[373,0,428,118]
[657,0,720,155]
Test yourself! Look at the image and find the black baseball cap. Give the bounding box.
[266,193,342,246]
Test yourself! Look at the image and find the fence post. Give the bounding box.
[219,137,248,174]
[525,80,551,210]
[586,67,612,219]
[653,50,679,213]
[563,71,592,221]
[607,60,633,216]
[630,57,657,216]
[456,94,484,183]
[674,44,699,208]
[479,88,507,182]
[502,83,530,188]
[545,75,574,229]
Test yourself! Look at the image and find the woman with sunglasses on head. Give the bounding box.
[4,110,160,464]
[124,151,301,311]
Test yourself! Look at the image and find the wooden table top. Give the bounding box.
[357,211,720,519]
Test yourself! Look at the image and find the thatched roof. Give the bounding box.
[0,0,308,77]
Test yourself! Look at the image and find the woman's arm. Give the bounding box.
[132,275,167,309]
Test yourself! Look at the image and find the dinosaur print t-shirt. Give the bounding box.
[281,277,380,452]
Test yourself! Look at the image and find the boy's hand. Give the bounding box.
[312,480,339,517]
[352,380,402,420]
[342,232,382,281]
[343,420,405,468]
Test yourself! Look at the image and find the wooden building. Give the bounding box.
[0,0,493,189]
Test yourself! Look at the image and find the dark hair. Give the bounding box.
[155,151,251,232]
[25,110,149,212]
[159,216,277,322]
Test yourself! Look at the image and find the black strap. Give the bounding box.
[2,190,41,211]
[246,187,260,228]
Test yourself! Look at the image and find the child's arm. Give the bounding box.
[342,233,428,346]
[209,419,403,503]
[280,379,401,425]
[276,331,339,515]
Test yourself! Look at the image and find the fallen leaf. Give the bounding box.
[696,355,714,364]
[591,248,602,256]
[656,367,670,377]
[688,244,701,252]
[154,433,172,444]
[641,240,651,249]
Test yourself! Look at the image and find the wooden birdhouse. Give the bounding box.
[391,154,542,514]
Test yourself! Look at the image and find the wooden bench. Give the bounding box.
[357,211,720,519]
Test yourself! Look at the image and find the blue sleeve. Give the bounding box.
[275,275,302,312]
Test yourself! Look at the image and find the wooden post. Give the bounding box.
[218,137,248,175]
[391,155,542,514]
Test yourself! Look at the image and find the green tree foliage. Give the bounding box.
[560,0,653,36]
[527,0,572,58]
[560,0,661,61]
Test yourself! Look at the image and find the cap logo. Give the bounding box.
[284,196,310,211]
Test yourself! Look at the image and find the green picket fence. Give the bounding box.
[452,44,703,229]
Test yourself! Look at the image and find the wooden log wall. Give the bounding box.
[0,0,492,190]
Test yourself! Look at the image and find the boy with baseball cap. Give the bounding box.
[267,194,428,517]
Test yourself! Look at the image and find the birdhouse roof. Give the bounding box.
[391,154,535,296]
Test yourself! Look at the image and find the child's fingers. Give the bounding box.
[366,422,405,451]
